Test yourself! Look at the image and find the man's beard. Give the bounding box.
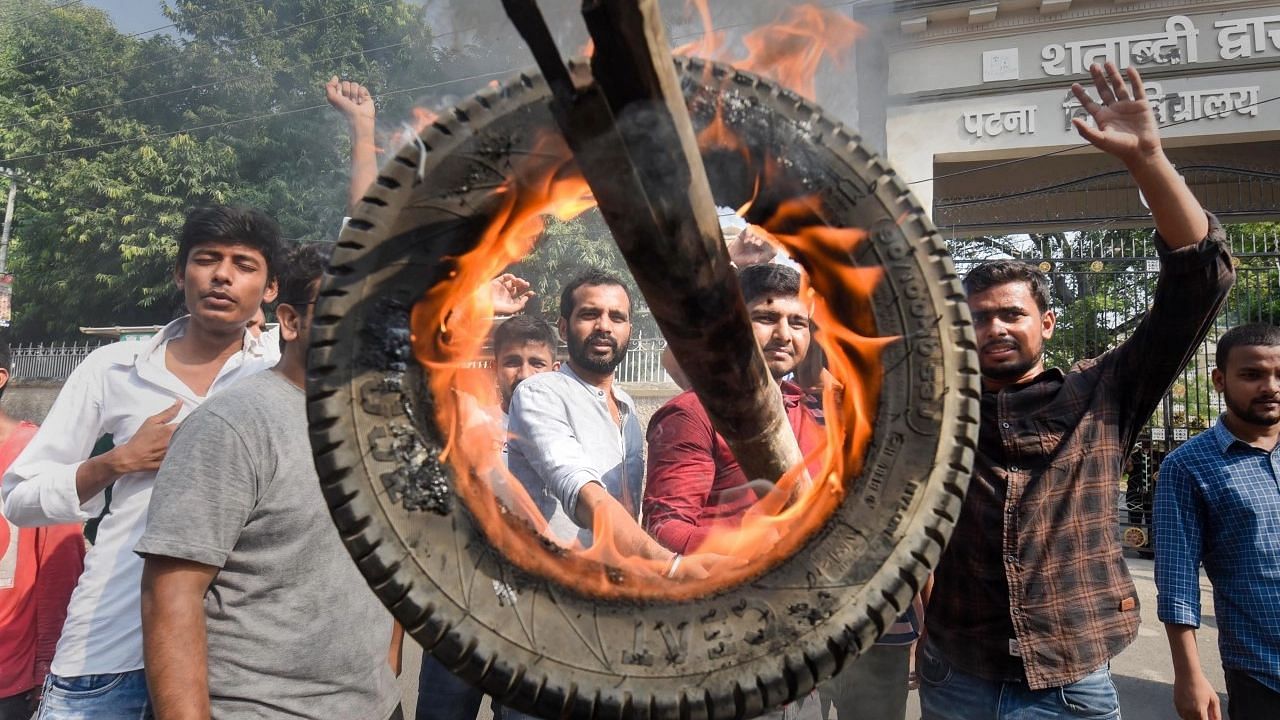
[568,331,629,375]
[1223,390,1280,427]
[980,339,1043,382]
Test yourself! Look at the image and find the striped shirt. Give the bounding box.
[1155,419,1280,693]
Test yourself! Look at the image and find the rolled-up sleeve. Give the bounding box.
[1154,454,1204,627]
[1109,214,1234,447]
[508,380,600,519]
[2,358,107,526]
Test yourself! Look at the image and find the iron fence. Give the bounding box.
[949,227,1280,553]
[10,341,102,380]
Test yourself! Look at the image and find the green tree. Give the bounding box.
[0,0,444,339]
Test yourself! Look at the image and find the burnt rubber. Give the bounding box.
[306,58,979,720]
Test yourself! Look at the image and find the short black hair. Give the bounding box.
[1216,323,1280,369]
[493,315,558,359]
[559,269,631,320]
[963,260,1051,312]
[176,206,285,280]
[277,242,333,307]
[738,263,801,306]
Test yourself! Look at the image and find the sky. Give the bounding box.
[84,0,169,35]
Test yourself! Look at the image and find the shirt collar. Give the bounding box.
[1211,415,1256,453]
[108,315,266,367]
[558,363,634,411]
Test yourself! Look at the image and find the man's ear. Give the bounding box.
[557,316,568,340]
[1211,367,1225,394]
[1041,308,1056,341]
[276,303,301,344]
[0,366,10,395]
[173,263,185,291]
[261,277,279,304]
[552,361,561,371]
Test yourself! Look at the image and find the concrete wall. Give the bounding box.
[3,381,63,424]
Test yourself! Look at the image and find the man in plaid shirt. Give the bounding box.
[918,63,1235,719]
[1156,324,1280,720]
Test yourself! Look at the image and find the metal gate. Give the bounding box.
[949,226,1280,554]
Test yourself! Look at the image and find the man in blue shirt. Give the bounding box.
[1156,323,1280,720]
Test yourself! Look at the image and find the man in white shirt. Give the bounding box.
[2,205,283,719]
[506,271,716,580]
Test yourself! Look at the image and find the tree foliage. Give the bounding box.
[0,0,446,339]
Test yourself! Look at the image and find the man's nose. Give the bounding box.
[212,258,234,283]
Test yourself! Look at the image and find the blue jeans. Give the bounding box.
[416,655,490,720]
[918,641,1121,720]
[37,670,153,720]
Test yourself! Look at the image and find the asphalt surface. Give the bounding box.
[397,557,1224,720]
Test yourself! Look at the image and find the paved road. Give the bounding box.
[397,557,1223,719]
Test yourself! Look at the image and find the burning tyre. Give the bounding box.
[306,58,977,719]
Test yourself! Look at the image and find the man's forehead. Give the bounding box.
[498,340,555,359]
[1226,344,1280,368]
[747,293,809,316]
[572,284,630,311]
[968,282,1036,309]
[189,241,266,259]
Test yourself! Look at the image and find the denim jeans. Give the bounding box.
[416,655,491,720]
[36,670,153,720]
[918,641,1121,720]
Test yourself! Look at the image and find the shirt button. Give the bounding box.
[1010,466,1020,473]
[1005,554,1017,564]
[1012,607,1023,617]
[1001,422,1011,429]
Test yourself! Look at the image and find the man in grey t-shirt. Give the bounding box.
[137,244,402,720]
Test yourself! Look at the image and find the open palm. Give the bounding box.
[1070,63,1161,165]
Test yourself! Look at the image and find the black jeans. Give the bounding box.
[0,691,33,720]
[1225,669,1280,720]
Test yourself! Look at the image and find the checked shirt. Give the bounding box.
[926,217,1234,690]
[1155,420,1280,693]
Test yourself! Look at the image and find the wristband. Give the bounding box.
[665,554,683,579]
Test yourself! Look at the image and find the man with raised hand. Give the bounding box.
[918,63,1234,719]
[2,206,282,719]
[1156,324,1280,720]
[138,243,403,720]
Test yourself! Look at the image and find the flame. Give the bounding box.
[676,2,862,101]
[405,4,886,599]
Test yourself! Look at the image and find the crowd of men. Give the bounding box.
[0,62,1276,720]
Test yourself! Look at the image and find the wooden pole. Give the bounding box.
[501,0,806,489]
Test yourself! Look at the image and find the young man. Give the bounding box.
[645,263,916,720]
[0,345,84,720]
[644,263,823,553]
[137,243,403,720]
[918,63,1235,719]
[2,206,282,718]
[507,270,713,579]
[494,314,559,418]
[416,313,558,720]
[1156,324,1280,720]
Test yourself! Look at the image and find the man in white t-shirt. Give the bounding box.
[2,206,283,719]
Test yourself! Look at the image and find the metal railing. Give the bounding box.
[10,341,103,380]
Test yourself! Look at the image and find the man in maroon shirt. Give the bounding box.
[0,345,84,719]
[644,263,822,553]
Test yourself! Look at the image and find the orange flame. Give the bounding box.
[405,4,885,599]
[676,2,862,101]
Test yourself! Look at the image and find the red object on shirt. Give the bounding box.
[643,382,823,554]
[0,422,85,697]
